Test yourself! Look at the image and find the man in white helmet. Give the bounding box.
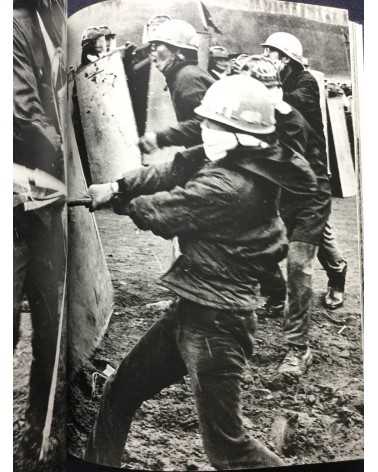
[246,55,333,376]
[262,32,348,312]
[138,19,214,154]
[72,25,113,186]
[79,25,113,66]
[84,75,318,469]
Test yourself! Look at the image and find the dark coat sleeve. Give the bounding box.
[155,115,203,149]
[277,110,309,157]
[127,169,241,239]
[283,72,320,114]
[113,146,207,214]
[156,73,213,148]
[116,146,206,196]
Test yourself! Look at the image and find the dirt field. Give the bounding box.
[64,195,363,470]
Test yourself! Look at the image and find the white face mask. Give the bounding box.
[201,122,238,161]
[201,120,269,161]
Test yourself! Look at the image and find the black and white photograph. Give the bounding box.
[12,0,364,471]
[65,0,363,470]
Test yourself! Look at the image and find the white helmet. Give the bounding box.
[195,75,276,135]
[261,32,304,66]
[142,15,172,44]
[147,19,199,51]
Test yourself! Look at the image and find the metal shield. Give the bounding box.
[75,49,141,183]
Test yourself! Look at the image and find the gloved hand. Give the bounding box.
[88,182,119,211]
[138,132,158,154]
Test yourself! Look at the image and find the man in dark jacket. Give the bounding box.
[246,55,332,376]
[13,0,66,461]
[138,19,214,153]
[86,77,316,470]
[84,76,317,469]
[262,33,348,311]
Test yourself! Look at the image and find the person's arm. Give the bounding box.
[126,169,240,239]
[277,110,309,157]
[116,146,206,195]
[89,146,207,210]
[283,74,320,115]
[155,82,205,147]
[155,117,203,148]
[154,74,213,149]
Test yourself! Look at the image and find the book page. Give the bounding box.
[66,1,363,470]
[13,1,68,471]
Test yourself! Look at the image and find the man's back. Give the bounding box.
[282,67,324,141]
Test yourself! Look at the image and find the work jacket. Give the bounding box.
[276,106,329,181]
[282,67,325,143]
[114,144,317,310]
[156,61,214,149]
[276,106,332,244]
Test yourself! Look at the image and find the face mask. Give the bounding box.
[201,124,238,161]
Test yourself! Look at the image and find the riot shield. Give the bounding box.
[67,80,114,372]
[144,63,184,165]
[75,49,141,183]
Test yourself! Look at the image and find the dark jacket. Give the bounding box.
[276,107,328,181]
[114,143,317,310]
[13,5,63,180]
[276,107,332,244]
[282,67,325,143]
[156,61,214,149]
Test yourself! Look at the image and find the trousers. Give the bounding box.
[13,207,65,437]
[283,241,318,346]
[85,298,284,469]
[318,221,347,283]
[260,222,345,346]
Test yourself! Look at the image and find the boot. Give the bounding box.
[278,346,313,377]
[257,297,285,319]
[324,262,347,310]
[248,438,286,468]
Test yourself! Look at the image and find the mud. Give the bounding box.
[63,4,361,468]
[67,196,362,469]
[13,314,67,472]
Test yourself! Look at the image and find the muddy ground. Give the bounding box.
[67,196,361,469]
[67,196,364,469]
[13,315,66,472]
